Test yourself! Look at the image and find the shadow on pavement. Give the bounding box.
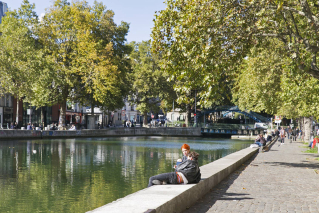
[263,161,319,169]
[183,154,258,213]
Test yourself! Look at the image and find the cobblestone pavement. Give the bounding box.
[184,139,319,213]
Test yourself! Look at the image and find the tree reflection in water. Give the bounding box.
[0,136,251,213]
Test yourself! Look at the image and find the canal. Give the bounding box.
[0,136,252,213]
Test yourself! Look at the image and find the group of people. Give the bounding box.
[9,122,18,129]
[124,120,135,128]
[274,126,300,145]
[26,123,35,130]
[148,143,201,187]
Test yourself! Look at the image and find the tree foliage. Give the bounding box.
[129,40,175,124]
[233,39,319,120]
[152,0,250,108]
[152,0,319,111]
[0,0,41,123]
[34,0,131,125]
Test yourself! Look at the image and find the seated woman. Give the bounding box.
[309,136,319,148]
[148,151,201,187]
[176,143,190,165]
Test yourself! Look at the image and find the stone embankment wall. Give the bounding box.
[88,145,260,213]
[0,127,201,139]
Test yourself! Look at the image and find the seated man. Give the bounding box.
[254,134,266,147]
[266,134,272,142]
[148,151,201,187]
[69,124,76,130]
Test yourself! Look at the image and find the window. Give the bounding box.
[5,95,9,107]
[0,96,3,106]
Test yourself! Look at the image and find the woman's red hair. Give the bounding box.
[181,144,190,150]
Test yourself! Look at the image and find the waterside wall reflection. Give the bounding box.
[0,137,251,213]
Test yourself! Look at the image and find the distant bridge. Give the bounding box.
[199,106,270,135]
[201,125,266,136]
[199,106,270,123]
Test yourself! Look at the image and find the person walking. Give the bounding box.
[275,128,280,142]
[280,127,285,145]
[292,128,297,142]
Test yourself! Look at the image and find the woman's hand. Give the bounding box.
[177,159,182,162]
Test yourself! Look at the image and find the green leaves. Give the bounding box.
[0,0,40,103]
[0,0,132,125]
[129,40,175,117]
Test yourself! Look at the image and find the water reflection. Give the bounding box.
[0,137,251,213]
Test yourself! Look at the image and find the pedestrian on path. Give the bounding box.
[280,127,285,145]
[292,128,297,142]
[275,128,279,142]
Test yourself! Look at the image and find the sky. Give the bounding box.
[6,0,167,43]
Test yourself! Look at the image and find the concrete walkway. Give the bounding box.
[184,139,319,213]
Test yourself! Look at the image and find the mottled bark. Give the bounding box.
[185,104,191,127]
[143,112,148,127]
[59,100,66,129]
[303,117,311,142]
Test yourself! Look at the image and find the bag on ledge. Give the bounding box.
[250,144,259,148]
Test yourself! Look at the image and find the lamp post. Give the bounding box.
[194,90,197,127]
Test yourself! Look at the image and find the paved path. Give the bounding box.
[184,139,319,213]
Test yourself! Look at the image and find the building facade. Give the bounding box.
[0,94,13,128]
[0,1,7,23]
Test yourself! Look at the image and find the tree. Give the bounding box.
[0,0,41,125]
[233,39,319,140]
[152,0,319,108]
[35,0,131,127]
[152,0,249,108]
[129,40,176,125]
[73,4,132,115]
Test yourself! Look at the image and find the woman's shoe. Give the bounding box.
[152,180,163,185]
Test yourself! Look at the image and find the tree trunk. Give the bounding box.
[185,104,191,127]
[304,117,311,142]
[143,112,148,127]
[16,97,19,123]
[41,107,44,126]
[91,100,95,116]
[59,100,66,129]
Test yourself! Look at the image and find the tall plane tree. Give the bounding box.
[129,40,175,126]
[36,0,131,127]
[0,0,40,126]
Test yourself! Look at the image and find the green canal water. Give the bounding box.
[0,136,252,213]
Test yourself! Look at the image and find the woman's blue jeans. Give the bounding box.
[148,172,177,187]
[255,142,262,147]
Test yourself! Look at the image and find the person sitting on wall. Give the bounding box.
[254,134,266,147]
[309,136,319,148]
[50,122,57,130]
[10,122,15,129]
[176,144,190,166]
[148,151,201,187]
[69,124,76,130]
[27,123,32,130]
